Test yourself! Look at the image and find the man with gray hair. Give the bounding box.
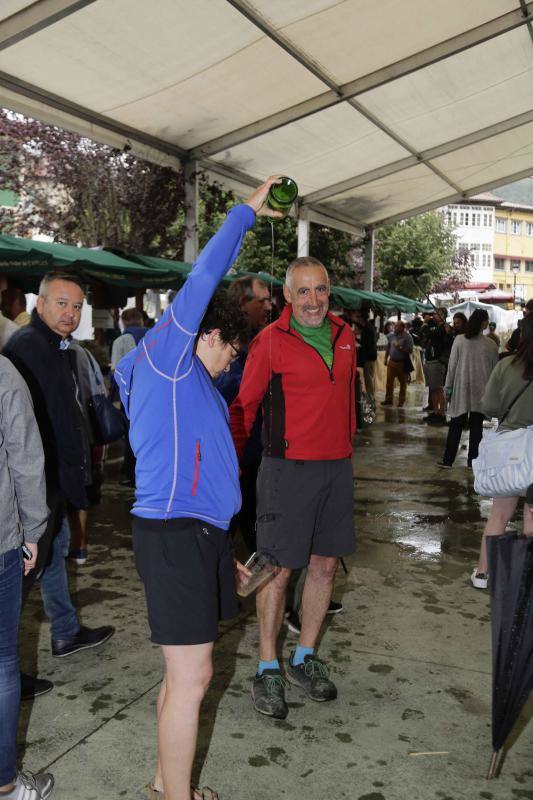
[3,272,114,697]
[231,255,357,720]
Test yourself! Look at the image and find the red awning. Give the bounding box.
[464,282,496,290]
[478,294,514,304]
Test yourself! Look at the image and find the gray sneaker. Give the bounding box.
[251,669,289,719]
[287,653,337,702]
[3,771,54,799]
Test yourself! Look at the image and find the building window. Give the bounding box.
[482,254,492,268]
[495,217,506,233]
[472,212,481,226]
[511,259,521,271]
[511,220,522,235]
[483,213,492,227]
[526,261,533,273]
[526,222,533,237]
[494,258,505,271]
[482,243,492,252]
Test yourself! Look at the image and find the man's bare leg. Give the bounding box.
[299,556,338,648]
[256,568,292,661]
[158,642,213,800]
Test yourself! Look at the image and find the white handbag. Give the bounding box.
[472,379,533,497]
[473,425,533,497]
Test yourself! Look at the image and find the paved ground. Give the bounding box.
[18,384,533,800]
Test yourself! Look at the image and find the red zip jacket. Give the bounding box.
[230,305,356,461]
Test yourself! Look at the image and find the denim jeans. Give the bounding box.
[39,516,79,641]
[0,548,23,786]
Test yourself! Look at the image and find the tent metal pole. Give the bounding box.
[184,161,199,264]
[297,208,310,258]
[363,229,375,292]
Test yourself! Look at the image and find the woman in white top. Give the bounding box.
[438,309,498,468]
[470,314,533,588]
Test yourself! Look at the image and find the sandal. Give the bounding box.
[148,783,219,800]
[193,788,219,800]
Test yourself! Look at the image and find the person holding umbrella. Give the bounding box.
[471,313,533,589]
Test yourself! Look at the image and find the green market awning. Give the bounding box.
[0,234,431,311]
[0,234,157,285]
[380,292,433,313]
[0,235,54,272]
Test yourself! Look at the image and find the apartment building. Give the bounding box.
[493,201,533,303]
[441,195,496,283]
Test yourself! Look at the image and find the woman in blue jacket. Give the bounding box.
[115,176,282,800]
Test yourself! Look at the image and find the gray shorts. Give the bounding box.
[256,457,356,569]
[425,360,446,391]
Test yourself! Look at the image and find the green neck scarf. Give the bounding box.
[290,315,333,369]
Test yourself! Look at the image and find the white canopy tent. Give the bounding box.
[1,0,533,282]
[448,300,522,332]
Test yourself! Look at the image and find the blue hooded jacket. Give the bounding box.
[115,204,256,529]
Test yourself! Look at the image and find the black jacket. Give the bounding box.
[421,322,454,363]
[3,310,89,509]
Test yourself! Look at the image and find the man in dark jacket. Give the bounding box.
[3,273,114,696]
[420,308,453,424]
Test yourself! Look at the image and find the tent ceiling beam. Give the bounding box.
[519,0,533,44]
[373,163,533,228]
[224,0,340,93]
[344,97,463,195]
[200,158,363,235]
[0,70,187,162]
[305,206,364,238]
[0,0,96,51]
[192,2,533,159]
[304,107,533,204]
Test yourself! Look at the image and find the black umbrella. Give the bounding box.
[486,531,533,778]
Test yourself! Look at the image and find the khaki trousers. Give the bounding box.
[385,359,407,405]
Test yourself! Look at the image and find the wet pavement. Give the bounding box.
[18,385,532,800]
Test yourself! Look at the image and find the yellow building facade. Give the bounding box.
[493,202,533,304]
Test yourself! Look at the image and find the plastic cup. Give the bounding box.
[236,551,280,597]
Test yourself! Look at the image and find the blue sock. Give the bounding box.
[292,645,314,666]
[258,659,279,675]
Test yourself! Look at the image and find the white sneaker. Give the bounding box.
[3,771,54,799]
[471,569,488,590]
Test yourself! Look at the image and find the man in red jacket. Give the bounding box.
[230,256,356,720]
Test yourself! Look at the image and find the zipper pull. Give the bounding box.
[196,441,202,460]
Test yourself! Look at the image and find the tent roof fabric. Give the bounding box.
[1,1,532,233]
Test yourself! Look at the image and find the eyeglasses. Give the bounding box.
[228,342,240,361]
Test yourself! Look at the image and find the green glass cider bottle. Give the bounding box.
[267,177,298,214]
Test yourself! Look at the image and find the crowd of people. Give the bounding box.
[0,175,532,800]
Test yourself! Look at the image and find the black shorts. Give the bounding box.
[132,516,239,646]
[256,457,356,569]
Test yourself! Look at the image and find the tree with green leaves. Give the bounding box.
[375,211,470,298]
